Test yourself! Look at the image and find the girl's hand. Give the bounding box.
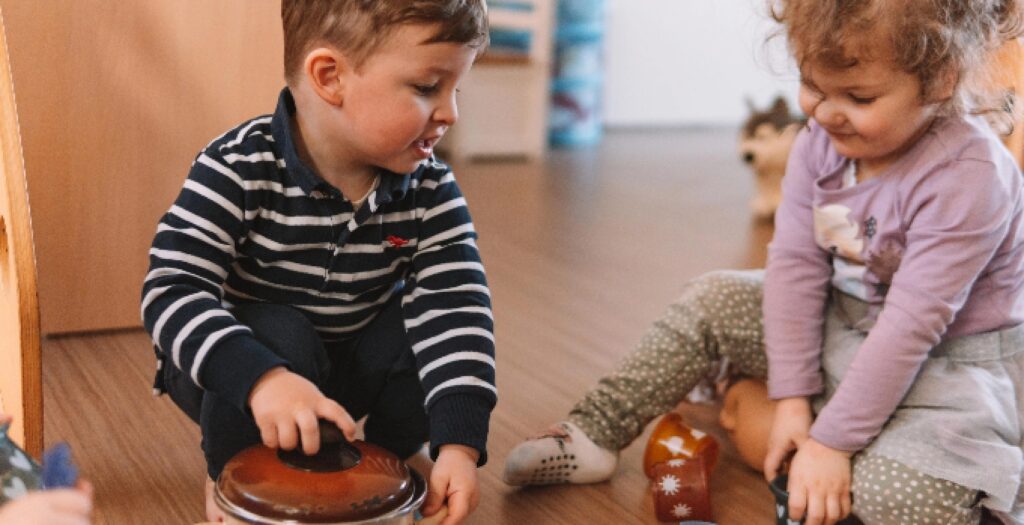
[763,396,812,481]
[0,487,93,525]
[786,438,852,525]
[248,367,357,454]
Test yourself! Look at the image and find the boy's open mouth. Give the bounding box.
[417,136,439,149]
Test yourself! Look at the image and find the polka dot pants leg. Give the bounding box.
[569,270,768,451]
[852,453,982,525]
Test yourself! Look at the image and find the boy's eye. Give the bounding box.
[413,84,439,96]
[850,94,877,105]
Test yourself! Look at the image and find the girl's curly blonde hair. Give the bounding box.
[771,0,1024,123]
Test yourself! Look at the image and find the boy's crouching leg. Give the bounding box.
[349,295,431,460]
[205,477,223,522]
[200,303,331,479]
[360,347,430,460]
[183,303,331,519]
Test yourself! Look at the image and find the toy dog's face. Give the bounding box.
[739,123,798,177]
[738,97,804,218]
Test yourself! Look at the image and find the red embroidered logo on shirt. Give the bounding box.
[386,235,409,248]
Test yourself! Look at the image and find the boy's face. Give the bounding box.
[333,24,478,175]
[798,55,944,174]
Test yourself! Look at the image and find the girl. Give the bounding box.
[503,1,1024,524]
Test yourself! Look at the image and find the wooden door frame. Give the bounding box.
[0,4,43,457]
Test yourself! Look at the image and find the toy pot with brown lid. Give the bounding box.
[214,423,427,524]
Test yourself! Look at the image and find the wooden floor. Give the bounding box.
[41,127,777,524]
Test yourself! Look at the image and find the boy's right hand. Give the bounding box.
[0,486,93,525]
[763,396,813,482]
[248,367,356,455]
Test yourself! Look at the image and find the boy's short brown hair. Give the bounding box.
[281,0,489,83]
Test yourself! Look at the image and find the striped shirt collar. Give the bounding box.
[269,88,413,205]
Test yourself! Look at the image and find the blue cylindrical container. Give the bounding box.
[549,0,607,147]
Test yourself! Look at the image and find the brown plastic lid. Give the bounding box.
[216,430,414,523]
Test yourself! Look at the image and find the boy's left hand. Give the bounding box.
[421,444,480,525]
[786,438,852,525]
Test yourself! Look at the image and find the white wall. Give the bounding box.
[602,0,800,127]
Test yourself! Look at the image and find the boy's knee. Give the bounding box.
[230,303,326,380]
[364,413,429,459]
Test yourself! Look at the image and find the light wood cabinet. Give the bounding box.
[0,1,285,333]
[442,0,555,160]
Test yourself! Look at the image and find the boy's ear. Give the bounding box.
[303,47,349,107]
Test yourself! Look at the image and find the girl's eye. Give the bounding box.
[850,94,877,105]
[413,84,439,96]
[801,82,824,99]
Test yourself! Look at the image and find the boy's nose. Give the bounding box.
[434,94,459,125]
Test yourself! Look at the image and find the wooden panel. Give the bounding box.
[0,4,42,456]
[0,0,284,333]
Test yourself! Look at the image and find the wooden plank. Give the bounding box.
[0,1,283,333]
[0,3,42,456]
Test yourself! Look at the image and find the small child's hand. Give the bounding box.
[248,367,356,454]
[0,486,93,525]
[421,444,480,525]
[763,396,812,482]
[786,438,852,525]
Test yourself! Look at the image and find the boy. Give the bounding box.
[140,2,495,523]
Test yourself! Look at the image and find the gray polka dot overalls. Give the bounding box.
[568,270,1020,524]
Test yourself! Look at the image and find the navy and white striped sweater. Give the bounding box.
[141,90,496,462]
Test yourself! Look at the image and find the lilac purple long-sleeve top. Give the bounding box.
[764,117,1024,452]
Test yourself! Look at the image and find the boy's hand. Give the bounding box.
[0,486,93,525]
[421,444,480,525]
[248,367,356,454]
[763,396,812,481]
[786,438,852,525]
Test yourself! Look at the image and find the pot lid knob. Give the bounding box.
[276,421,362,473]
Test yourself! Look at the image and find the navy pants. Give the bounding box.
[164,297,429,479]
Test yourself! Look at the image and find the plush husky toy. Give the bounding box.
[738,96,804,219]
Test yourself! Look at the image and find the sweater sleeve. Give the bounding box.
[141,150,287,413]
[810,158,1015,451]
[764,124,834,400]
[402,169,496,465]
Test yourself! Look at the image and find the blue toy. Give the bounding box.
[0,422,78,504]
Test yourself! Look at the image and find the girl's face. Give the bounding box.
[798,56,948,174]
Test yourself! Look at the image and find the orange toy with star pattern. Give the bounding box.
[642,412,719,478]
[644,413,720,523]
